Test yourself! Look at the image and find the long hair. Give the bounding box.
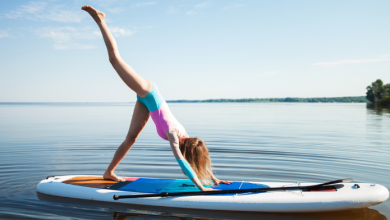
[179,137,212,185]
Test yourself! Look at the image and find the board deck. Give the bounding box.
[63,176,116,188]
[62,176,269,194]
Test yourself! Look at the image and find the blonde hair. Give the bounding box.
[179,137,212,185]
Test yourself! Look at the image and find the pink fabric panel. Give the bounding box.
[150,102,186,140]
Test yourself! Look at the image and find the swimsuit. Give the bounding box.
[137,83,196,180]
[137,83,186,140]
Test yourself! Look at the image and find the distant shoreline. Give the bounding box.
[167,96,368,103]
[0,96,368,104]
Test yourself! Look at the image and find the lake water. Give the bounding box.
[0,102,389,220]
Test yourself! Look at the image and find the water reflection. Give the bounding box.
[366,104,390,116]
[37,193,387,220]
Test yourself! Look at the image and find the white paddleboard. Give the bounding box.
[37,175,389,212]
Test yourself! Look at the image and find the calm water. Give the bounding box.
[0,102,389,220]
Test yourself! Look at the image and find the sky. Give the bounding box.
[0,0,390,102]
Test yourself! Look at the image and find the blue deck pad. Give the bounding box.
[117,178,269,195]
[118,178,175,193]
[160,180,211,193]
[211,182,269,196]
[212,182,268,190]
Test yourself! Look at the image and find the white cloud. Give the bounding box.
[135,2,156,7]
[109,27,133,37]
[36,26,96,42]
[185,2,211,15]
[93,0,124,7]
[84,0,126,13]
[186,11,197,15]
[36,26,134,49]
[195,2,211,8]
[222,4,246,10]
[313,57,390,67]
[5,1,86,23]
[0,30,10,38]
[5,1,46,18]
[17,1,47,14]
[166,6,179,14]
[53,43,97,50]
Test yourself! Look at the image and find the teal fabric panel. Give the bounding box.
[136,83,165,111]
[176,158,196,179]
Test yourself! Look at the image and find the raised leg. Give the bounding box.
[82,5,152,98]
[103,101,150,181]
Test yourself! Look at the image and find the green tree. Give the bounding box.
[366,79,384,103]
[366,86,375,103]
[380,84,390,105]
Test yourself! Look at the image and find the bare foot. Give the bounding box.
[103,171,125,182]
[81,5,105,23]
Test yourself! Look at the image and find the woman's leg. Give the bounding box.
[82,5,152,98]
[104,101,150,181]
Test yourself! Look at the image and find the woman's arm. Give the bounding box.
[166,128,214,191]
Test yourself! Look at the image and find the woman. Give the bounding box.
[82,6,231,191]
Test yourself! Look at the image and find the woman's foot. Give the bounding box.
[103,171,126,182]
[81,5,105,23]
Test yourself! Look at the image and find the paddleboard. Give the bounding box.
[37,175,389,212]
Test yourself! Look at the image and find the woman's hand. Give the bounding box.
[213,179,232,185]
[201,187,220,192]
[200,179,232,191]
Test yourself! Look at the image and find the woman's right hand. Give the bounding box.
[201,187,220,192]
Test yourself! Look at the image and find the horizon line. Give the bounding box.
[0,96,367,103]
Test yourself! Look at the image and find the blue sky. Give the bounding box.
[1,0,389,102]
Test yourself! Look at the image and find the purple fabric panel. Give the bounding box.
[150,109,168,140]
[150,102,186,140]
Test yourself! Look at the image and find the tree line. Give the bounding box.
[366,79,390,105]
[168,96,368,103]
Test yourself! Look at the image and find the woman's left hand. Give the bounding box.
[213,179,232,185]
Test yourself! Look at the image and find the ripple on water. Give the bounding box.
[0,103,389,219]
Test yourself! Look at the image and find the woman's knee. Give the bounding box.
[124,135,138,146]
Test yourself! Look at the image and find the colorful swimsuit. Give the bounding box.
[136,83,186,140]
[137,83,196,180]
